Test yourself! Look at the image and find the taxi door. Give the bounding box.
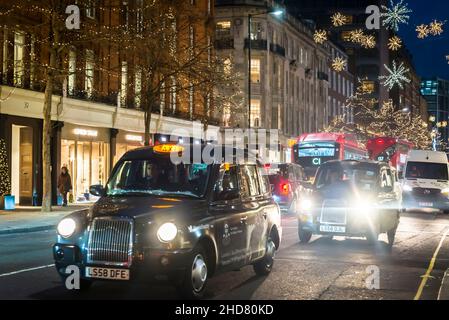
[238,164,268,263]
[209,164,248,271]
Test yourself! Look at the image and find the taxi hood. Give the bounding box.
[89,196,207,220]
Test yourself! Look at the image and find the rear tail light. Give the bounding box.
[281,183,291,195]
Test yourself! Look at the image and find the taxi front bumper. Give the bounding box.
[53,244,192,285]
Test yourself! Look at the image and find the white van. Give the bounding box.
[402,150,449,212]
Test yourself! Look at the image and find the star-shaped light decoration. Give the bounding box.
[379,60,411,90]
[388,36,402,51]
[331,12,348,27]
[349,29,365,43]
[429,20,445,36]
[332,57,347,72]
[313,30,328,44]
[416,24,430,39]
[361,35,376,49]
[381,0,412,32]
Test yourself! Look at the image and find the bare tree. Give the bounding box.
[1,0,122,212]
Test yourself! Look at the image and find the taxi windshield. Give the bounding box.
[106,159,211,198]
[315,163,379,192]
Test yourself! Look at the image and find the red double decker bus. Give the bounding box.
[292,133,368,180]
[367,137,414,174]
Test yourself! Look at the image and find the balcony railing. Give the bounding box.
[244,39,268,51]
[270,43,285,57]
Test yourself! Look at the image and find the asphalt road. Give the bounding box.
[0,212,449,300]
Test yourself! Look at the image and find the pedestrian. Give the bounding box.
[58,167,72,207]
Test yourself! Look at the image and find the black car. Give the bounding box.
[297,160,401,247]
[53,144,282,299]
[268,163,307,214]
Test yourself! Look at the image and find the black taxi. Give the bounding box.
[297,160,401,247]
[53,144,282,298]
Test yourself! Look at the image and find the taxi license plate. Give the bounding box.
[419,202,434,207]
[320,225,346,233]
[85,267,130,281]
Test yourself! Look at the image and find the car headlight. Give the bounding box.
[441,188,449,195]
[57,218,77,238]
[403,185,413,192]
[300,199,313,211]
[157,222,178,242]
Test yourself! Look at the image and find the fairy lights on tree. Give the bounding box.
[381,0,412,32]
[0,139,11,197]
[379,61,411,90]
[325,81,431,149]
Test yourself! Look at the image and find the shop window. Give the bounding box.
[61,139,110,203]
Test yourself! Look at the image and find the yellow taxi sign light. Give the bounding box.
[153,144,184,154]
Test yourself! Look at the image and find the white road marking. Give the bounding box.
[0,264,55,278]
[438,268,449,300]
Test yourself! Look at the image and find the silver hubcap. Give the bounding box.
[265,239,276,268]
[191,254,207,293]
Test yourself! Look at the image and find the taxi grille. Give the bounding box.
[87,218,133,266]
[320,200,347,225]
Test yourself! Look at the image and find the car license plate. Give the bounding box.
[320,225,346,233]
[85,267,130,281]
[419,202,434,207]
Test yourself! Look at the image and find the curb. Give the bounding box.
[0,224,56,235]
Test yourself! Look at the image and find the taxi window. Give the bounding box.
[213,165,239,201]
[107,159,211,198]
[258,166,271,195]
[239,165,261,198]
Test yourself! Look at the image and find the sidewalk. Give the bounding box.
[0,205,90,235]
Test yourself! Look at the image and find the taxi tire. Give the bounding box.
[253,237,276,276]
[387,227,397,247]
[298,228,312,244]
[366,232,379,245]
[177,244,209,300]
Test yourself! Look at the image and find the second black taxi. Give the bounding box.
[53,144,282,299]
[297,160,401,247]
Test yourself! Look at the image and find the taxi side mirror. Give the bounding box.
[90,185,105,197]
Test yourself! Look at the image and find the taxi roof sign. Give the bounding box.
[153,144,184,154]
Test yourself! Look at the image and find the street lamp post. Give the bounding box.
[247,8,284,133]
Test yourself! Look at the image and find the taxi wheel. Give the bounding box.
[366,232,379,245]
[387,228,397,247]
[178,245,209,299]
[253,237,276,276]
[298,228,312,244]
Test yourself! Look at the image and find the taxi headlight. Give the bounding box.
[157,223,178,242]
[57,218,77,238]
[403,185,413,192]
[300,199,313,211]
[441,188,449,195]
[353,201,375,213]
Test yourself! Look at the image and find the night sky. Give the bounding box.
[398,0,449,80]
